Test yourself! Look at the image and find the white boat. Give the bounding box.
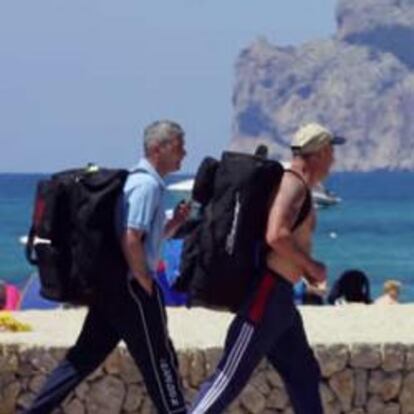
[168,178,340,208]
[312,183,341,207]
[167,179,195,192]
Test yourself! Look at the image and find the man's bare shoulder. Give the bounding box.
[266,171,309,234]
[273,172,307,207]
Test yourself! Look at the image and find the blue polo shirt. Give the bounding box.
[117,158,166,275]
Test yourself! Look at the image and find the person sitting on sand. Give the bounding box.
[375,279,402,305]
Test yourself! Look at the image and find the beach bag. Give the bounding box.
[25,166,128,305]
[174,147,284,312]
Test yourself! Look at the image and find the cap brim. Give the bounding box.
[331,136,346,145]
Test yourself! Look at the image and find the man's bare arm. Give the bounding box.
[120,228,153,295]
[265,174,326,283]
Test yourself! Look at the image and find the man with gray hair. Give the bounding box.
[26,120,190,414]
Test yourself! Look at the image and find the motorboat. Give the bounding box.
[312,183,341,207]
[167,179,195,192]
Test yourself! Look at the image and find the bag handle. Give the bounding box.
[254,144,268,159]
[25,225,38,265]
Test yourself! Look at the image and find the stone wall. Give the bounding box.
[2,342,414,414]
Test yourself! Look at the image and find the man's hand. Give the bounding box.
[164,200,192,238]
[121,228,154,296]
[305,260,327,284]
[135,273,154,296]
[305,279,327,297]
[172,200,191,226]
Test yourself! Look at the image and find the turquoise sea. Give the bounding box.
[0,171,413,302]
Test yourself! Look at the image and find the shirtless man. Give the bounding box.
[190,122,345,414]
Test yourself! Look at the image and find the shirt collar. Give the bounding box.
[131,158,166,189]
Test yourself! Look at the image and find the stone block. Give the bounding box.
[350,344,381,369]
[0,352,18,373]
[266,369,283,388]
[16,392,36,411]
[189,350,206,388]
[329,368,355,411]
[85,366,104,382]
[368,370,402,401]
[74,382,89,401]
[227,399,244,414]
[204,348,222,377]
[178,352,190,379]
[399,371,414,414]
[139,398,157,414]
[405,345,414,370]
[30,350,58,373]
[249,372,271,396]
[367,395,385,414]
[382,343,405,372]
[265,386,288,410]
[0,381,20,414]
[315,344,349,377]
[384,402,400,414]
[28,375,47,394]
[103,350,122,375]
[123,384,144,412]
[322,398,342,414]
[85,376,125,414]
[240,384,266,414]
[63,398,85,414]
[119,354,142,384]
[354,369,368,407]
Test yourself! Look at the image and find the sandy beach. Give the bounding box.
[2,304,414,348]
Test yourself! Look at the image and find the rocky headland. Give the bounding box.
[231,0,414,171]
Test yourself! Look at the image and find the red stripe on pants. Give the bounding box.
[248,273,275,323]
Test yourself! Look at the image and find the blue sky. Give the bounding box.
[0,0,336,173]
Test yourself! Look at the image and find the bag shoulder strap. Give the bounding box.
[283,169,308,189]
[283,169,312,230]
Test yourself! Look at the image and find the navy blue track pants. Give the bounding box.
[190,271,323,414]
[25,279,187,414]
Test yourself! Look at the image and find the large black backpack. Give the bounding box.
[26,166,128,305]
[174,149,284,312]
